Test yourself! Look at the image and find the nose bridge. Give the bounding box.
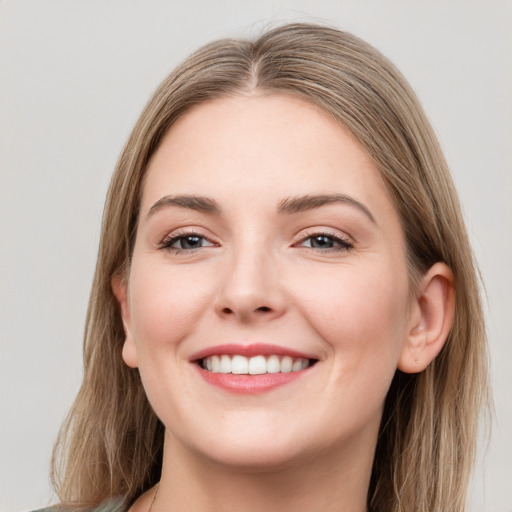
[215,233,284,321]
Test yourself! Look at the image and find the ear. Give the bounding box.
[398,262,455,374]
[112,274,139,368]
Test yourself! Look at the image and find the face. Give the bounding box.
[117,94,416,470]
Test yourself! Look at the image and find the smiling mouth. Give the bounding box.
[198,354,317,375]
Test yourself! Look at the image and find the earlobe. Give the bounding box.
[398,262,455,374]
[111,274,139,368]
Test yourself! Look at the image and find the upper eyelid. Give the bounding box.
[294,227,354,243]
[160,227,215,243]
[159,233,218,253]
[296,233,353,248]
[157,226,354,247]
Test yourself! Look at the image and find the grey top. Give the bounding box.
[31,497,125,512]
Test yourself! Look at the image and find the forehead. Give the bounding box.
[142,94,396,219]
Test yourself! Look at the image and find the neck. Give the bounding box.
[151,430,374,512]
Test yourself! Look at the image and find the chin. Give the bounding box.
[200,440,309,472]
[165,415,320,472]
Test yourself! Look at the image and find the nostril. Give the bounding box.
[218,305,274,317]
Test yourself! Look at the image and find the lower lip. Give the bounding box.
[196,366,308,394]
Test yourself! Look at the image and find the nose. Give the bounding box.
[214,246,287,323]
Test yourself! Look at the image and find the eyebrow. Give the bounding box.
[277,194,376,223]
[146,193,376,224]
[147,195,222,217]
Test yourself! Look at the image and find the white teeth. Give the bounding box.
[220,354,231,373]
[248,355,267,375]
[231,355,249,374]
[281,356,293,373]
[267,355,281,373]
[201,354,312,375]
[292,358,303,372]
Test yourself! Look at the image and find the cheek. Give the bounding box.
[128,259,215,356]
[293,261,410,370]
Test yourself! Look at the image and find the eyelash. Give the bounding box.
[295,231,353,252]
[159,231,215,253]
[159,230,353,254]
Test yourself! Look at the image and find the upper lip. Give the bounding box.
[189,343,318,362]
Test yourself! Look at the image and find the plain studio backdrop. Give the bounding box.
[0,1,510,511]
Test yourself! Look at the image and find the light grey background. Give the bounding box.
[1,1,510,511]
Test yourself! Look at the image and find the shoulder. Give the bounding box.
[30,498,125,512]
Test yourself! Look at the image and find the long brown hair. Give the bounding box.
[51,23,489,511]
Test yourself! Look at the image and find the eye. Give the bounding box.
[161,232,216,252]
[298,232,353,251]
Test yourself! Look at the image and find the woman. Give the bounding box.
[45,23,488,512]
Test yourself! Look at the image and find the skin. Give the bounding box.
[113,94,455,512]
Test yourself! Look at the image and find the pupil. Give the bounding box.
[312,235,333,248]
[182,236,201,249]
